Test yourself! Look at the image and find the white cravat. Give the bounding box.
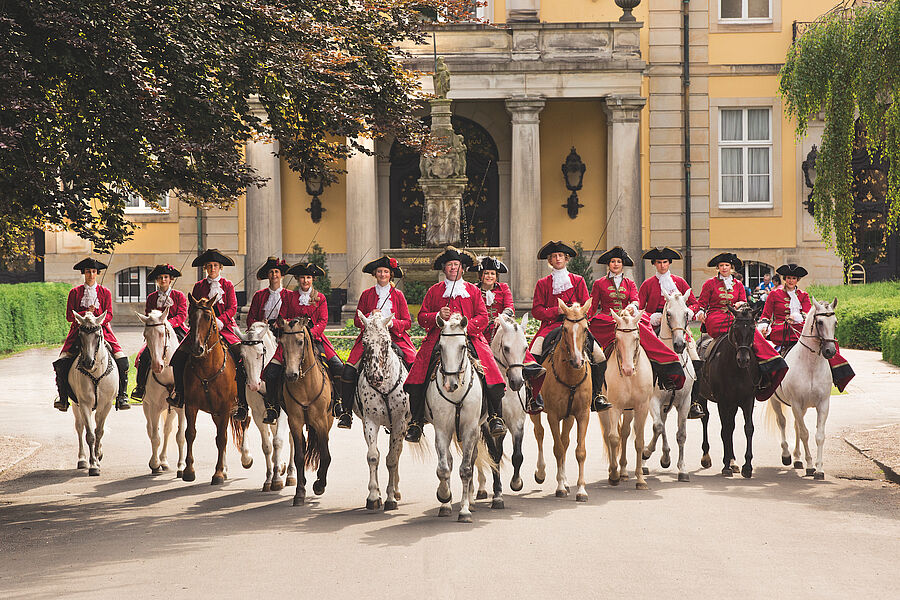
[442,277,470,299]
[298,288,312,306]
[206,276,224,304]
[483,287,495,306]
[375,283,393,316]
[720,275,734,292]
[609,272,624,288]
[656,272,678,295]
[264,287,283,318]
[551,267,573,295]
[156,288,173,310]
[787,289,803,322]
[81,284,98,309]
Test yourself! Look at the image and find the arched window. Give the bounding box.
[116,267,155,303]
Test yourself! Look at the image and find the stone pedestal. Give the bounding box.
[507,0,540,22]
[420,178,467,246]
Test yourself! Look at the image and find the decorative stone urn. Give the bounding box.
[615,0,641,22]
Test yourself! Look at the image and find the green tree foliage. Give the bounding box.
[779,0,900,265]
[306,242,331,297]
[0,0,471,256]
[567,241,594,289]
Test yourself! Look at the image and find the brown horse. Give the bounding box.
[182,295,247,485]
[278,316,334,506]
[530,297,594,502]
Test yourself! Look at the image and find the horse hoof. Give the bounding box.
[782,455,791,466]
[814,472,825,480]
[211,475,225,485]
[642,466,649,475]
[242,457,253,469]
[150,466,162,475]
[438,506,452,517]
[384,500,398,511]
[510,477,523,492]
[366,498,383,511]
[176,470,184,479]
[262,482,272,492]
[730,464,740,473]
[741,466,753,479]
[458,513,473,523]
[77,460,88,470]
[160,464,170,471]
[619,473,629,481]
[394,491,401,501]
[555,489,568,498]
[660,456,671,469]
[286,476,297,487]
[97,452,103,462]
[491,499,505,510]
[271,479,284,492]
[576,493,588,503]
[793,461,804,470]
[88,467,100,476]
[721,467,733,477]
[476,490,488,500]
[293,496,305,506]
[437,490,452,504]
[534,472,545,484]
[313,480,326,496]
[642,449,651,460]
[565,484,570,492]
[678,473,690,482]
[805,468,816,477]
[700,455,712,469]
[608,477,619,486]
[636,482,649,490]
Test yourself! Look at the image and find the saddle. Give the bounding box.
[540,323,594,364]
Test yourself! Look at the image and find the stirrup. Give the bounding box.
[54,398,68,412]
[115,396,131,411]
[405,422,423,443]
[488,416,507,438]
[167,395,184,409]
[130,386,145,400]
[688,402,705,420]
[591,395,612,412]
[234,403,248,421]
[337,413,353,430]
[526,393,544,415]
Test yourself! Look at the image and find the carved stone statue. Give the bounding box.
[433,57,451,99]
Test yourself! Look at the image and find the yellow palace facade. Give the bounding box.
[43,0,856,323]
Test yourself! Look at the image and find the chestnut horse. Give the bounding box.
[531,298,594,503]
[278,316,334,507]
[182,295,247,485]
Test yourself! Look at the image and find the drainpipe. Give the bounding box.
[682,0,693,282]
[197,206,205,280]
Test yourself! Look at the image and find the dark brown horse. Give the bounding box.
[182,295,247,485]
[278,316,334,506]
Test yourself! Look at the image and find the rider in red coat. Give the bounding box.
[131,264,189,401]
[697,252,788,401]
[404,247,507,442]
[759,263,854,391]
[529,241,611,412]
[339,255,417,430]
[53,258,131,412]
[246,257,295,327]
[588,247,685,395]
[471,255,546,414]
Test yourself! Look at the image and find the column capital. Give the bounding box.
[505,96,546,124]
[603,95,647,123]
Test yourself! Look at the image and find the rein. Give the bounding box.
[613,325,641,377]
[283,323,327,420]
[361,339,405,423]
[548,316,590,418]
[76,326,115,410]
[433,330,477,441]
[798,311,837,355]
[146,321,175,396]
[493,325,527,411]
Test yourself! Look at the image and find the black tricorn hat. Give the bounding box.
[432,246,476,271]
[537,241,577,260]
[642,247,682,262]
[148,264,182,280]
[73,258,107,272]
[363,255,403,279]
[469,256,508,274]
[256,256,290,280]
[776,263,808,279]
[192,248,235,268]
[708,252,743,270]
[288,261,326,278]
[596,246,634,267]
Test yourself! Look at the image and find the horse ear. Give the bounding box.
[357,310,369,328]
[382,313,394,329]
[234,325,247,342]
[635,310,644,322]
[832,297,838,309]
[276,316,286,329]
[582,296,593,316]
[208,293,220,305]
[73,312,85,325]
[521,312,530,330]
[752,304,764,320]
[726,305,738,317]
[459,316,468,330]
[96,310,107,323]
[436,314,445,328]
[557,297,568,315]
[136,312,149,324]
[609,309,621,324]
[161,305,170,322]
[188,293,198,308]
[684,287,692,299]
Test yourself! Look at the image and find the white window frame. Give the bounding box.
[718,107,774,209]
[743,261,773,293]
[124,191,169,214]
[116,267,156,303]
[718,0,772,24]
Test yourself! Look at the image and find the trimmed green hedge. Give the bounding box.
[0,282,71,353]
[880,316,900,366]
[807,282,900,351]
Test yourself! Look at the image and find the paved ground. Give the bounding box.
[1,327,898,599]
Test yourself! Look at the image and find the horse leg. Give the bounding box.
[792,412,804,469]
[280,415,296,487]
[675,396,689,482]
[699,397,712,469]
[604,408,622,485]
[289,413,307,506]
[239,417,253,470]
[364,418,382,510]
[634,402,649,490]
[531,413,546,484]
[643,396,662,462]
[618,410,632,481]
[574,411,589,502]
[182,404,199,482]
[813,397,829,479]
[510,420,525,492]
[488,429,505,509]
[160,403,176,471]
[312,415,332,497]
[458,427,477,523]
[93,403,110,471]
[145,403,162,474]
[476,426,490,500]
[384,414,403,510]
[175,407,187,478]
[82,407,99,476]
[211,413,228,485]
[740,399,754,478]
[717,401,736,477]
[769,397,792,466]
[259,419,275,491]
[795,405,813,475]
[74,410,88,470]
[659,403,672,470]
[549,417,568,497]
[434,428,453,517]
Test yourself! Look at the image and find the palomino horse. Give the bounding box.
[600,309,653,490]
[68,312,117,476]
[236,322,296,492]
[354,311,410,511]
[643,291,694,482]
[768,298,839,480]
[532,298,594,502]
[136,308,186,477]
[182,294,249,485]
[699,304,762,478]
[427,313,485,522]
[278,316,334,507]
[477,312,530,509]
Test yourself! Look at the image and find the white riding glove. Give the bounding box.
[791,313,804,324]
[216,318,224,329]
[757,322,770,335]
[649,312,662,327]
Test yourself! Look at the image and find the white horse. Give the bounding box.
[69,312,117,476]
[767,297,839,480]
[476,312,530,509]
[355,311,410,511]
[427,313,485,523]
[599,309,653,489]
[643,290,694,482]
[235,322,295,492]
[136,308,186,476]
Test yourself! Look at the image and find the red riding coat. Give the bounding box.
[638,274,699,315]
[271,290,337,364]
[144,289,188,335]
[530,273,590,351]
[177,277,240,349]
[347,285,417,366]
[405,280,504,387]
[61,284,122,355]
[479,282,514,342]
[246,288,297,327]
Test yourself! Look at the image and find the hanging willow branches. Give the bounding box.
[779,0,900,265]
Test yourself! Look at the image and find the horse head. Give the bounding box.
[137,307,172,374]
[279,316,310,382]
[74,311,107,371]
[726,304,757,368]
[188,294,220,357]
[611,308,642,377]
[810,296,838,359]
[558,297,591,370]
[492,311,528,392]
[436,312,468,393]
[236,322,273,392]
[663,288,691,354]
[358,310,395,388]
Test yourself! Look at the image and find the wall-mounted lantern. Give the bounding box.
[303,169,326,223]
[801,145,818,216]
[561,146,585,219]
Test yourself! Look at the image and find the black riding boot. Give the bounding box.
[404,383,427,442]
[53,356,75,412]
[230,346,249,420]
[326,356,351,429]
[263,362,284,424]
[486,383,507,438]
[523,361,545,413]
[590,361,612,412]
[131,349,151,400]
[340,364,359,429]
[169,351,188,408]
[114,356,130,410]
[689,360,705,419]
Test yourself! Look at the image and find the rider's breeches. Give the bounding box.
[229,344,248,408]
[327,355,344,402]
[341,364,358,413]
[53,356,76,402]
[264,361,285,413]
[135,348,151,390]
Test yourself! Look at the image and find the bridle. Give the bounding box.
[191,306,222,358]
[433,329,477,441]
[725,313,756,366]
[613,323,641,376]
[798,310,837,355]
[549,314,590,419]
[360,334,405,421]
[188,307,228,404]
[239,335,268,395]
[281,318,318,380]
[493,321,527,411]
[144,321,171,363]
[76,322,114,409]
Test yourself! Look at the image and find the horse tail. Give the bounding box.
[764,390,791,435]
[475,435,499,472]
[230,414,248,450]
[304,423,322,471]
[405,436,433,462]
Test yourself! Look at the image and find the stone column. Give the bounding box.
[342,137,379,320]
[604,96,647,282]
[244,97,283,298]
[505,96,545,309]
[507,0,540,22]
